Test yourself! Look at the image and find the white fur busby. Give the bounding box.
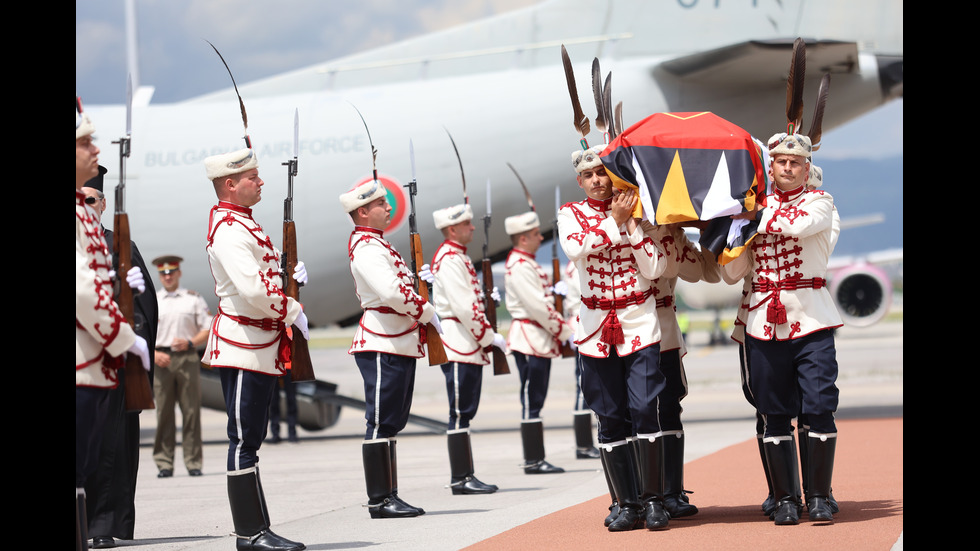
[767,133,812,159]
[505,211,539,235]
[339,179,387,213]
[205,148,259,181]
[809,164,823,188]
[571,145,606,173]
[76,98,95,140]
[433,203,473,230]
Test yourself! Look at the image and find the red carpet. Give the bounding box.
[465,418,903,550]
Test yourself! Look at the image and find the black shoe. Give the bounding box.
[268,434,282,444]
[643,499,670,530]
[157,469,173,478]
[772,500,802,525]
[523,460,565,474]
[288,434,299,443]
[236,529,305,550]
[576,447,601,459]
[607,504,643,532]
[189,469,203,477]
[664,492,698,518]
[807,496,834,522]
[604,501,620,527]
[451,475,498,495]
[91,536,115,548]
[368,495,425,519]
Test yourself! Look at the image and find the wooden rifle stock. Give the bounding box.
[553,256,576,358]
[113,212,155,411]
[482,258,510,375]
[283,220,315,382]
[411,233,448,365]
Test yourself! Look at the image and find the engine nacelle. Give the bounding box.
[830,263,892,328]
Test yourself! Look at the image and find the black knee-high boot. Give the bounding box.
[362,439,423,518]
[635,436,670,530]
[447,429,498,494]
[600,443,643,532]
[662,431,697,518]
[520,419,564,474]
[763,435,803,526]
[227,467,306,550]
[573,412,600,459]
[806,433,837,522]
[76,488,88,551]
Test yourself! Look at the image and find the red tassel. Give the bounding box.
[767,297,787,325]
[601,311,625,345]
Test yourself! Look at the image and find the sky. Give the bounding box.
[76,0,903,161]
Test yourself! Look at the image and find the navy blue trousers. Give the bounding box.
[219,368,277,471]
[746,330,839,436]
[658,348,689,432]
[441,362,483,430]
[354,352,417,440]
[513,352,551,420]
[579,344,664,443]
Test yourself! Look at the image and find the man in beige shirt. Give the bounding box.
[152,255,212,478]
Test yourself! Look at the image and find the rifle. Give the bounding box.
[113,75,155,412]
[553,185,575,358]
[405,140,448,365]
[482,179,510,375]
[281,108,315,382]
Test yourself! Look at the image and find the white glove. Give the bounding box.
[126,266,145,294]
[294,310,310,340]
[128,336,151,372]
[292,261,308,286]
[491,286,501,303]
[419,263,435,284]
[492,332,509,354]
[429,312,443,334]
[566,338,578,352]
[552,280,568,297]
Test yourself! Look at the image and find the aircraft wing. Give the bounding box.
[660,39,860,87]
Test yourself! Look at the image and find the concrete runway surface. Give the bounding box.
[116,316,902,550]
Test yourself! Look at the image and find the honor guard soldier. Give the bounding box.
[203,148,309,551]
[643,222,720,518]
[427,203,508,494]
[557,146,670,531]
[82,168,159,549]
[503,211,573,475]
[151,255,211,478]
[341,180,442,518]
[722,133,842,525]
[76,101,151,551]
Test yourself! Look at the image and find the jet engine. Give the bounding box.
[830,263,892,327]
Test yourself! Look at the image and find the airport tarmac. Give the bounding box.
[120,315,903,550]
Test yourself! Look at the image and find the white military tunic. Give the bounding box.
[504,248,572,358]
[76,190,136,388]
[431,240,494,365]
[347,226,435,358]
[557,197,666,358]
[203,201,302,374]
[723,187,843,340]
